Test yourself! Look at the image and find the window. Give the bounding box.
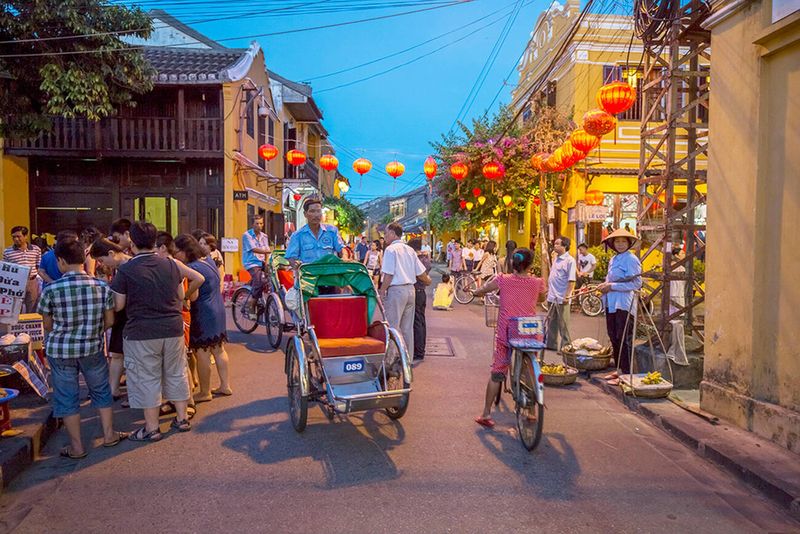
[522,105,533,123]
[246,100,254,138]
[603,65,642,121]
[268,117,275,144]
[389,199,407,220]
[517,212,525,234]
[546,81,557,107]
[258,115,266,169]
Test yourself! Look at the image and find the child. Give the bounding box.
[38,238,127,458]
[432,273,455,310]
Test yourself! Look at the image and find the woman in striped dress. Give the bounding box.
[472,248,544,428]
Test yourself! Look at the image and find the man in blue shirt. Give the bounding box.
[241,215,271,305]
[286,198,343,268]
[355,235,369,263]
[39,230,78,287]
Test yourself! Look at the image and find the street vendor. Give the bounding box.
[285,198,344,269]
[597,228,642,385]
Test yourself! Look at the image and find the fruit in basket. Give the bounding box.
[642,371,663,385]
[541,364,567,375]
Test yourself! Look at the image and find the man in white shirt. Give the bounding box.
[381,223,432,353]
[420,240,432,257]
[464,241,476,272]
[546,236,577,351]
[472,242,484,268]
[576,243,597,290]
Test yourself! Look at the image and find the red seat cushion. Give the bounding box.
[317,337,386,358]
[308,296,368,339]
[277,269,294,291]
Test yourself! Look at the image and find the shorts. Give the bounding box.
[108,310,127,354]
[123,336,190,409]
[48,352,113,417]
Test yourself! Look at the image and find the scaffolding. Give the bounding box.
[636,0,710,340]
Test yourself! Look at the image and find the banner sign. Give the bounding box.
[220,238,239,253]
[0,261,30,299]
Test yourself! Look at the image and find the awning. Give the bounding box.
[231,151,279,184]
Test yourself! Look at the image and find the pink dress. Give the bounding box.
[492,274,544,376]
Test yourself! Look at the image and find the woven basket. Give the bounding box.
[619,374,673,399]
[484,293,500,328]
[542,366,579,386]
[561,349,613,371]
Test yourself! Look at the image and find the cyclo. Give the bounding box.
[284,255,413,432]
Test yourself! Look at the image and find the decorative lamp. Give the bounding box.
[466,201,474,211]
[533,196,541,206]
[502,194,512,207]
[449,161,469,181]
[385,160,405,179]
[482,161,505,180]
[423,156,438,181]
[459,199,467,210]
[530,152,549,171]
[478,195,486,205]
[597,81,637,115]
[286,149,307,166]
[582,109,616,137]
[319,154,339,171]
[585,189,604,206]
[570,129,601,154]
[472,187,482,198]
[353,158,373,175]
[292,193,302,201]
[259,143,278,161]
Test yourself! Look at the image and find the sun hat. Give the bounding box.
[601,228,638,247]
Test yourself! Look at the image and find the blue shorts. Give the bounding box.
[48,352,113,417]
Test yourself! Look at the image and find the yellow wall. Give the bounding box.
[0,154,30,248]
[701,2,800,453]
[222,50,284,276]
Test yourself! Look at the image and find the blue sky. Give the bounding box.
[164,0,551,203]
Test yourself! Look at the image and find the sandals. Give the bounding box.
[129,426,162,442]
[211,388,233,397]
[103,431,129,448]
[170,417,192,433]
[160,402,176,415]
[60,446,88,459]
[187,405,197,420]
[474,417,496,428]
[194,393,213,403]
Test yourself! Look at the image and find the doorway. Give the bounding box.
[133,196,180,234]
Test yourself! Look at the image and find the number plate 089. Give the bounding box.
[343,359,365,373]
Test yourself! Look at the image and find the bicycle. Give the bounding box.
[231,282,266,333]
[454,271,496,305]
[540,284,604,317]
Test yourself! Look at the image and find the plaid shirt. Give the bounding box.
[38,272,114,358]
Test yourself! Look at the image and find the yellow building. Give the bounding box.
[510,0,707,249]
[701,0,799,453]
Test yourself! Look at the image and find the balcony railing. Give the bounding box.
[5,116,223,156]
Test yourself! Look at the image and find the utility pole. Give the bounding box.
[539,172,550,283]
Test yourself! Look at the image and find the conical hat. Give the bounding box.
[602,228,638,246]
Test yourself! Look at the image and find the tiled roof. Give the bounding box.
[359,185,429,226]
[144,47,249,84]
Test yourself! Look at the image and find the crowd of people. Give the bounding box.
[3,220,231,457]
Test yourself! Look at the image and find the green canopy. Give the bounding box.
[299,255,379,319]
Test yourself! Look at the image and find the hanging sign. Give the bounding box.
[0,261,30,299]
[233,190,249,201]
[583,205,610,222]
[220,238,239,253]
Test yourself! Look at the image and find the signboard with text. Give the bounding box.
[220,238,239,253]
[233,190,249,201]
[0,261,29,324]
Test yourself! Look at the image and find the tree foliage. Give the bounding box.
[429,104,574,227]
[324,196,365,236]
[0,0,155,138]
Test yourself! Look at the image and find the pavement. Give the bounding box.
[0,281,799,533]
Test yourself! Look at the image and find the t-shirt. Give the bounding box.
[381,241,425,285]
[433,282,454,309]
[39,250,63,285]
[578,252,597,277]
[464,247,475,261]
[110,253,184,340]
[547,252,577,304]
[473,248,484,263]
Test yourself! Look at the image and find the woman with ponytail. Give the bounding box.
[472,248,545,428]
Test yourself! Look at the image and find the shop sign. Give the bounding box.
[220,238,239,253]
[584,205,610,222]
[567,207,577,224]
[0,261,29,300]
[233,190,249,201]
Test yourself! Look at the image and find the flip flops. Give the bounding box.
[60,446,88,459]
[474,417,496,428]
[211,388,233,397]
[103,431,129,448]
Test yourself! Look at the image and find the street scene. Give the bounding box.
[0,0,799,533]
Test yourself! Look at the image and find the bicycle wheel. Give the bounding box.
[454,276,476,304]
[286,342,308,432]
[265,294,283,349]
[581,292,604,317]
[515,352,544,451]
[231,287,259,333]
[383,334,410,420]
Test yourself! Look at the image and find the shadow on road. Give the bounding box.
[196,396,405,489]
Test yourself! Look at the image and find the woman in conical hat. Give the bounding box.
[597,228,642,385]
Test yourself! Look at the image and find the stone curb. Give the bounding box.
[0,407,57,494]
[588,375,800,520]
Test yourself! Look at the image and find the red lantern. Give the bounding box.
[450,161,468,181]
[353,158,372,175]
[385,160,405,179]
[292,193,302,202]
[423,156,438,181]
[533,196,541,206]
[582,110,616,137]
[286,149,307,166]
[597,81,637,115]
[319,154,339,171]
[530,152,549,171]
[459,199,467,210]
[482,161,505,180]
[472,187,482,198]
[259,143,278,161]
[570,129,601,154]
[585,189,604,206]
[543,152,565,173]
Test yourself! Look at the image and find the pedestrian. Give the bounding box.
[421,239,432,258]
[380,223,431,353]
[286,198,344,268]
[464,240,476,272]
[576,243,597,290]
[40,230,78,287]
[174,235,231,402]
[379,236,386,251]
[110,222,204,442]
[601,224,612,241]
[408,238,432,361]
[597,229,642,384]
[474,240,498,288]
[355,235,369,263]
[109,218,132,253]
[446,238,456,265]
[196,232,225,292]
[449,240,465,276]
[364,240,383,286]
[545,236,576,351]
[624,222,632,234]
[4,225,42,313]
[503,240,518,273]
[89,238,131,403]
[432,273,455,310]
[80,226,102,277]
[435,239,443,263]
[38,237,127,458]
[241,215,271,311]
[473,248,544,428]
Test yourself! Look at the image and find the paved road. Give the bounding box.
[1,293,797,533]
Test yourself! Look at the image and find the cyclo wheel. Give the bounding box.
[384,334,410,420]
[581,291,604,317]
[454,275,476,305]
[515,351,544,451]
[232,287,259,333]
[286,342,308,432]
[265,294,283,349]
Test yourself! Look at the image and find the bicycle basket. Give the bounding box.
[507,316,546,350]
[484,292,500,328]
